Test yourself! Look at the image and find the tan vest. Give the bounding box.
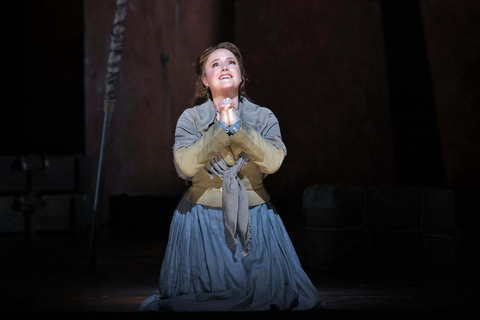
[175,120,285,208]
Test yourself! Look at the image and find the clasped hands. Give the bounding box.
[216,98,239,126]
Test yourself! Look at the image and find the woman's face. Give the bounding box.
[202,49,242,97]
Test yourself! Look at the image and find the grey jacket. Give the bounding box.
[173,97,286,258]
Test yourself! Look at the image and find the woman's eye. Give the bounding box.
[212,62,219,67]
[228,60,236,65]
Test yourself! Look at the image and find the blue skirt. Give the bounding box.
[140,197,321,312]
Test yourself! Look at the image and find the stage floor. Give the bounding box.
[1,228,478,313]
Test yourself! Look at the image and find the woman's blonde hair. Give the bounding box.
[191,42,249,107]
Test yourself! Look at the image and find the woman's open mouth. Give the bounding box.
[219,73,233,80]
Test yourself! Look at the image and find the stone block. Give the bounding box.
[303,184,366,228]
[423,235,456,269]
[73,194,90,231]
[0,157,28,193]
[31,156,76,193]
[422,187,455,235]
[31,195,73,232]
[368,231,424,269]
[0,197,24,233]
[302,228,368,270]
[76,155,92,193]
[366,186,422,231]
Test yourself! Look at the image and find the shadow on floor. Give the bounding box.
[1,228,478,312]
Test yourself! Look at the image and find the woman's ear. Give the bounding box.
[202,76,208,87]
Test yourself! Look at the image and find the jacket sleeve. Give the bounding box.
[230,121,285,174]
[174,122,230,178]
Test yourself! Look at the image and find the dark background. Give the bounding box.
[17,0,480,269]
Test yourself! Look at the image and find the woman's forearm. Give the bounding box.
[231,121,285,174]
[174,122,230,177]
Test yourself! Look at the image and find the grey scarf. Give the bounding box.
[173,97,287,259]
[205,153,251,259]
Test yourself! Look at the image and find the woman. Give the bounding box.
[140,42,322,311]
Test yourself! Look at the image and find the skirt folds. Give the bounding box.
[140,197,321,312]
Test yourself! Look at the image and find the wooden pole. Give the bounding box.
[88,0,128,275]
